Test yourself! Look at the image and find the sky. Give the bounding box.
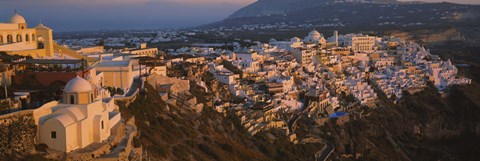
[0,0,478,32]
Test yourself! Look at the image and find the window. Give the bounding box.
[16,34,22,42]
[51,131,56,139]
[0,35,3,43]
[25,34,29,41]
[101,121,104,129]
[32,34,35,41]
[70,95,75,104]
[91,94,94,102]
[7,35,13,43]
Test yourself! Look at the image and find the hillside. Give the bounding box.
[119,83,322,161]
[118,61,480,161]
[206,2,480,32]
[228,0,400,19]
[227,0,335,19]
[317,82,480,160]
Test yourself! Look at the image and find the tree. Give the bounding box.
[98,39,105,46]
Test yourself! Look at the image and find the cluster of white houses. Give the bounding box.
[208,29,471,135]
[0,10,473,150]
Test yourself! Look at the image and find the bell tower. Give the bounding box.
[35,24,54,57]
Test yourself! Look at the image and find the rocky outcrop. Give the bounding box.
[209,79,233,101]
[0,111,37,158]
[147,74,190,95]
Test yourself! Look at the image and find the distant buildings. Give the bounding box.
[121,43,158,57]
[338,34,376,53]
[293,48,316,67]
[232,52,264,73]
[74,46,105,55]
[197,29,472,136]
[303,29,327,47]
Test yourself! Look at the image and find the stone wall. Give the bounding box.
[0,110,37,157]
[60,117,141,161]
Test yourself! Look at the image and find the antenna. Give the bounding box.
[14,9,17,14]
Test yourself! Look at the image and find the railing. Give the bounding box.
[114,89,139,107]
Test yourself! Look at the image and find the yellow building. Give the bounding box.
[94,61,134,90]
[0,11,55,58]
[36,76,121,152]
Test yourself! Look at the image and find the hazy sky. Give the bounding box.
[0,0,478,32]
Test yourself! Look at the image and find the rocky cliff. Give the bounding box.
[296,83,480,161]
[0,111,37,159]
[120,83,322,160]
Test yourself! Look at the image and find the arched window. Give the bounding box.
[25,34,29,41]
[90,93,94,102]
[16,34,22,42]
[0,35,3,43]
[7,35,13,43]
[32,34,35,41]
[70,95,75,104]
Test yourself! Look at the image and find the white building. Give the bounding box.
[293,48,316,67]
[303,29,327,47]
[210,65,239,85]
[232,52,263,73]
[36,76,121,152]
[339,34,376,53]
[94,60,134,90]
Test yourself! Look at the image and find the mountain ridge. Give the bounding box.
[201,1,480,32]
[227,0,416,19]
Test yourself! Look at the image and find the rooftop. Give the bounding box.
[95,61,131,68]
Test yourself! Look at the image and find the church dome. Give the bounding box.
[64,76,93,93]
[10,13,26,24]
[308,29,321,38]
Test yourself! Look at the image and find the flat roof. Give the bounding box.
[95,61,131,67]
[13,59,84,65]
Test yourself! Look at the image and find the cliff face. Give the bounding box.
[298,83,480,161]
[0,111,37,159]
